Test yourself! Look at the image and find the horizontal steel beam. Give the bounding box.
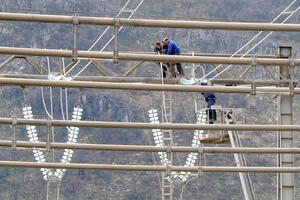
[211,79,297,86]
[0,46,298,65]
[0,77,299,94]
[133,52,276,58]
[0,74,292,86]
[0,74,178,84]
[1,117,300,131]
[3,140,300,154]
[0,161,299,173]
[1,12,300,31]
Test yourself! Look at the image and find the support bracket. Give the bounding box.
[72,14,79,62]
[198,146,204,177]
[46,120,52,152]
[251,56,257,67]
[113,17,120,64]
[289,80,294,96]
[289,59,295,96]
[12,118,17,151]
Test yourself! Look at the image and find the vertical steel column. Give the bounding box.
[277,46,294,200]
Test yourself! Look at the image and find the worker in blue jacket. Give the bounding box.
[201,80,217,122]
[163,37,185,77]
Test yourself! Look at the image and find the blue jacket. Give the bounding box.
[166,41,181,55]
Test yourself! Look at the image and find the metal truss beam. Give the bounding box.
[1,12,300,31]
[3,140,300,154]
[0,161,299,173]
[0,74,292,86]
[0,46,298,65]
[1,117,300,131]
[0,77,299,94]
[0,74,178,84]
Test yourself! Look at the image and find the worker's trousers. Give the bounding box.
[207,96,217,121]
[169,53,184,76]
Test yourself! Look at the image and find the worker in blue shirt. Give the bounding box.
[163,37,185,77]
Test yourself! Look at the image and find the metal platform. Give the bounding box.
[199,130,230,144]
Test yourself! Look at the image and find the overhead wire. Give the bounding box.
[211,5,300,80]
[41,57,52,119]
[61,0,142,80]
[68,0,145,80]
[60,57,66,121]
[61,0,132,79]
[198,0,298,81]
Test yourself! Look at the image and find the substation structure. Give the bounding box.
[0,11,299,200]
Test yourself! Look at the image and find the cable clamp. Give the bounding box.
[251,82,256,95]
[251,56,257,67]
[289,58,295,68]
[12,118,17,151]
[198,146,203,154]
[113,17,120,64]
[198,166,203,177]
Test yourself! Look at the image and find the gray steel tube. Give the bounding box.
[0,77,299,94]
[0,46,298,65]
[0,74,178,84]
[0,161,299,173]
[1,117,300,131]
[3,140,300,154]
[1,12,300,31]
[0,74,294,86]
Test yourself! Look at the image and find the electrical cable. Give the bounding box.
[198,0,298,81]
[60,0,131,79]
[69,0,145,80]
[211,6,300,80]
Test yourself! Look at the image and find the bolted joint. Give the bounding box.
[72,48,78,62]
[198,166,203,177]
[198,146,203,154]
[72,14,79,34]
[251,56,257,67]
[12,118,17,126]
[251,82,256,95]
[113,17,120,30]
[289,58,295,68]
